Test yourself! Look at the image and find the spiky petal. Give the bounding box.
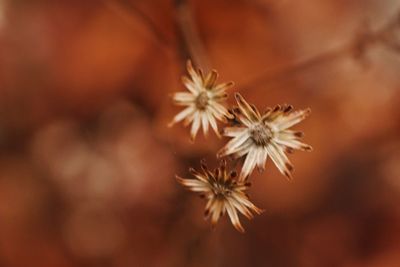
[218,93,312,180]
[169,60,234,141]
[176,160,262,233]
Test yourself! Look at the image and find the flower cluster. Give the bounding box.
[170,60,312,232]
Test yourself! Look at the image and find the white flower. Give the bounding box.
[218,93,312,180]
[176,160,262,233]
[169,60,233,141]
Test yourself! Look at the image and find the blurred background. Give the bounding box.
[1,0,400,266]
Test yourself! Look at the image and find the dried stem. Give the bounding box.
[102,0,171,52]
[240,46,352,92]
[239,10,400,93]
[174,0,210,71]
[103,0,210,71]
[103,1,399,94]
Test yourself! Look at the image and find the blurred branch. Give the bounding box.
[239,10,400,92]
[103,0,210,71]
[102,0,171,51]
[241,46,351,92]
[383,41,400,53]
[103,0,399,89]
[174,0,210,70]
[379,13,400,54]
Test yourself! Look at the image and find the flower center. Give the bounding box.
[212,182,231,199]
[195,91,209,110]
[250,123,272,146]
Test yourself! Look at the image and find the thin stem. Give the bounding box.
[102,0,171,51]
[174,0,210,71]
[239,9,400,93]
[239,45,352,92]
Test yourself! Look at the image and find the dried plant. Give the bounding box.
[176,160,262,233]
[218,93,312,180]
[169,60,234,141]
[170,60,313,232]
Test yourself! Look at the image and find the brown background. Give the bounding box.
[1,0,400,266]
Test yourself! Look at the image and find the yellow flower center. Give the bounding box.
[195,91,209,110]
[250,123,272,146]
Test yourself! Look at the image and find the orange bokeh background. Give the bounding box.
[0,0,400,266]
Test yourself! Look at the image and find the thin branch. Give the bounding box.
[102,0,171,51]
[379,12,400,54]
[174,0,210,71]
[103,0,210,71]
[239,9,400,93]
[240,46,352,92]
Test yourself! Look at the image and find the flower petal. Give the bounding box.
[211,102,230,118]
[222,127,247,137]
[173,92,195,103]
[210,199,224,226]
[201,112,209,136]
[266,143,294,179]
[274,138,312,151]
[234,93,260,122]
[207,110,220,138]
[256,147,268,171]
[205,70,218,88]
[181,76,199,94]
[240,147,258,180]
[218,131,250,157]
[225,201,245,233]
[169,106,195,126]
[213,81,234,95]
[228,195,254,219]
[231,191,263,215]
[233,140,253,158]
[190,112,201,141]
[176,176,210,192]
[274,108,311,130]
[186,60,203,87]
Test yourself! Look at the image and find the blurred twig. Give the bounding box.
[103,0,399,92]
[102,0,171,51]
[103,0,210,71]
[241,46,352,92]
[174,0,210,71]
[239,10,400,92]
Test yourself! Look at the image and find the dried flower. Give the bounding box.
[169,60,234,141]
[176,160,262,233]
[218,93,312,180]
